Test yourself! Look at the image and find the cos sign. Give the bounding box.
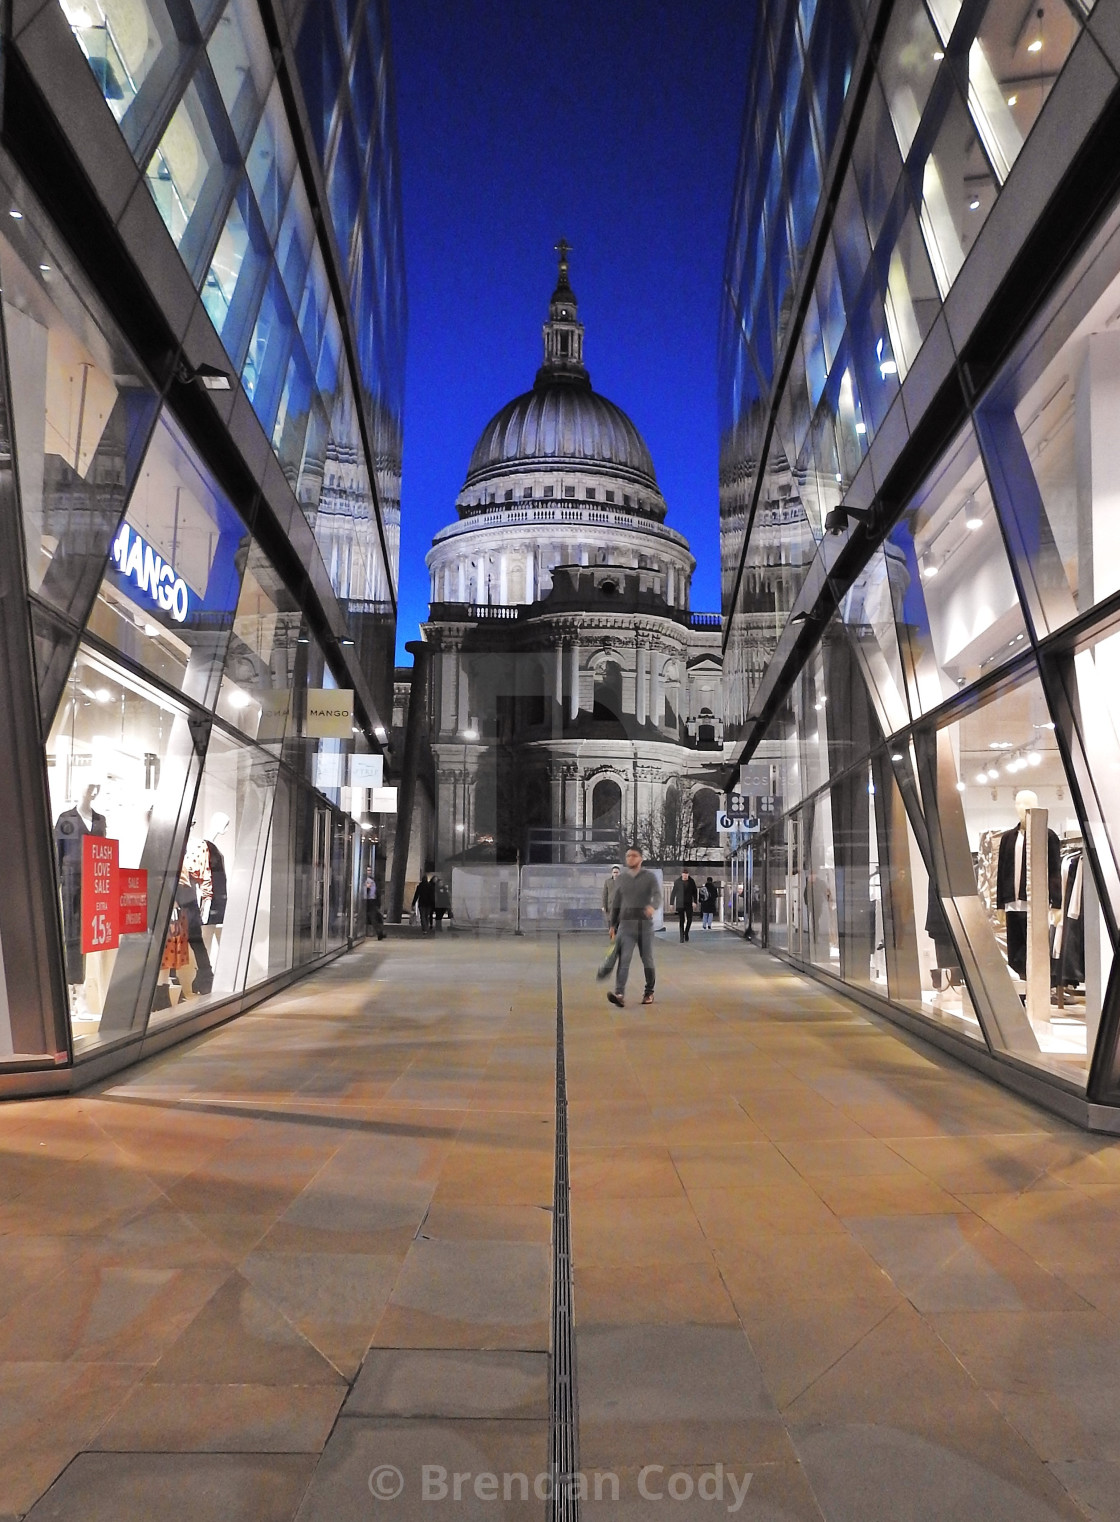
[111,523,191,623]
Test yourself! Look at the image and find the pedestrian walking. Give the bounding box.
[700,876,717,930]
[600,865,621,926]
[362,873,385,940]
[433,875,451,930]
[411,872,436,933]
[606,846,660,1009]
[669,867,699,941]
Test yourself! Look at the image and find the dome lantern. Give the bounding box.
[537,237,588,388]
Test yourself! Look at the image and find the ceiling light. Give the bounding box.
[1027,750,1042,766]
[880,357,898,376]
[933,49,944,60]
[8,209,21,220]
[227,687,251,709]
[143,623,160,637]
[834,472,842,483]
[975,772,988,784]
[890,752,904,762]
[969,196,981,211]
[1027,37,1043,53]
[1007,94,1018,106]
[462,728,479,741]
[987,768,1000,781]
[1041,721,1056,730]
[93,688,111,703]
[39,263,50,273]
[855,421,866,435]
[921,555,939,579]
[965,515,983,530]
[956,781,967,792]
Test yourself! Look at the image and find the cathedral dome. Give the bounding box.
[463,383,660,493]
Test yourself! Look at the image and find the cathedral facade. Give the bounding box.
[418,246,732,869]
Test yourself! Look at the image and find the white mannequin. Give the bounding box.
[1015,788,1039,826]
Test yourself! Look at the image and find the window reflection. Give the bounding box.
[919,84,997,297]
[971,0,1082,180]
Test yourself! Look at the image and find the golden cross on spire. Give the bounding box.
[555,237,572,268]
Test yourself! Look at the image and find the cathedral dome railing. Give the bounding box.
[430,502,691,550]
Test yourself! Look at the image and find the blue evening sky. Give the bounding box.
[388,1,755,663]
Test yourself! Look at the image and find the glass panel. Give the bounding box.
[882,202,941,379]
[247,83,297,240]
[206,0,272,150]
[851,79,902,249]
[202,176,271,366]
[841,545,913,738]
[215,537,305,748]
[971,0,1082,181]
[934,670,1092,1084]
[879,0,943,159]
[59,0,180,127]
[148,727,278,1025]
[242,271,295,431]
[0,211,158,629]
[86,409,250,709]
[919,83,998,298]
[46,645,204,1051]
[891,422,1029,714]
[145,81,224,257]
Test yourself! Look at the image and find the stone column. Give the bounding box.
[525,551,535,603]
[636,640,648,725]
[441,649,458,735]
[499,553,509,605]
[651,654,663,730]
[554,640,564,710]
[569,639,580,722]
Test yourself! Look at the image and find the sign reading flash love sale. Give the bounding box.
[305,688,354,739]
[81,836,119,952]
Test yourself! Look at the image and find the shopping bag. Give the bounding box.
[595,937,620,981]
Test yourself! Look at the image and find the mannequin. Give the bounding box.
[201,811,230,960]
[54,781,107,993]
[177,821,213,997]
[996,789,1061,979]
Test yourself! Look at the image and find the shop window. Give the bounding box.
[0,212,159,651]
[85,409,251,710]
[840,545,912,739]
[148,727,279,1026]
[202,178,271,368]
[922,670,1098,1085]
[242,272,296,431]
[45,645,208,1052]
[891,420,1029,715]
[850,79,901,251]
[215,537,304,747]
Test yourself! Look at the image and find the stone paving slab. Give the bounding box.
[1,933,1120,1520]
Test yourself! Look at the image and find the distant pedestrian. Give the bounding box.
[412,872,436,933]
[362,873,384,940]
[607,846,660,1009]
[669,867,699,941]
[600,865,621,927]
[433,875,451,930]
[700,876,717,930]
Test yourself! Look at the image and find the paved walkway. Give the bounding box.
[1,932,1120,1520]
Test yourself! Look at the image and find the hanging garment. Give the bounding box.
[996,824,1061,910]
[54,806,107,983]
[1055,852,1085,987]
[205,840,228,925]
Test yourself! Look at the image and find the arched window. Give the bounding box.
[593,660,624,720]
[692,788,719,848]
[591,778,622,839]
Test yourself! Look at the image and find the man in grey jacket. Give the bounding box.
[607,846,660,1008]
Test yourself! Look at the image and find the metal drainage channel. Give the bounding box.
[549,938,580,1521]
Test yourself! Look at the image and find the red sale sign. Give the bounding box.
[119,869,148,934]
[81,836,119,953]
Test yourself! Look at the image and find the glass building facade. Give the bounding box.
[720,0,1120,1125]
[0,0,404,1090]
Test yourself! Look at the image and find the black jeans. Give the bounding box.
[677,906,694,940]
